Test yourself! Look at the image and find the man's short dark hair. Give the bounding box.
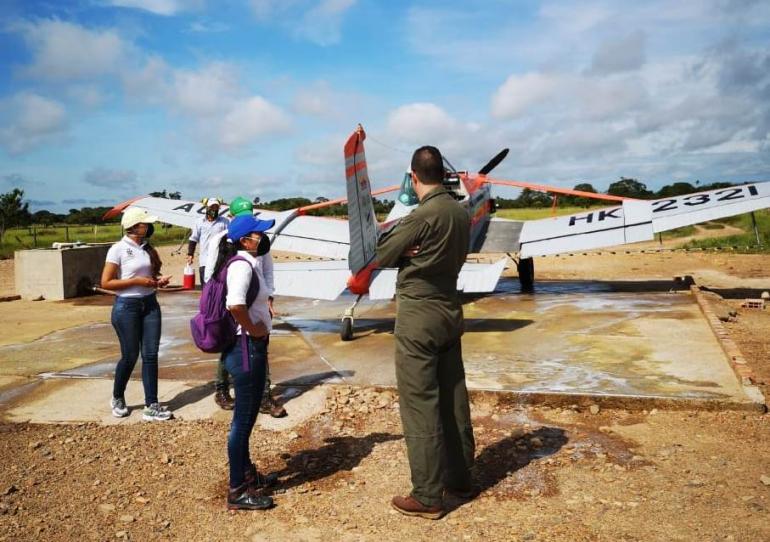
[411,146,444,185]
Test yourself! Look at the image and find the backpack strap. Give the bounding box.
[222,255,261,372]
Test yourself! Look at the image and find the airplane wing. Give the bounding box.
[366,258,508,300]
[518,182,770,258]
[272,261,351,300]
[103,196,352,259]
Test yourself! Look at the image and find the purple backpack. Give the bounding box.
[190,256,259,354]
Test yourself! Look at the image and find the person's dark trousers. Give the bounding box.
[223,335,267,489]
[394,300,475,508]
[217,336,272,394]
[111,293,161,406]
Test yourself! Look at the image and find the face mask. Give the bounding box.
[257,235,271,256]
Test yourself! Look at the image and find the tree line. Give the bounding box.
[496,177,735,208]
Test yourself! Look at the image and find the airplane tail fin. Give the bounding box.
[344,125,379,274]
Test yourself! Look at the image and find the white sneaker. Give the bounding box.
[111,397,129,418]
[142,403,173,421]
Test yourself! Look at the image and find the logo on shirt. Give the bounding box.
[125,248,134,258]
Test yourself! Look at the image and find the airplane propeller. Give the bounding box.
[478,148,509,175]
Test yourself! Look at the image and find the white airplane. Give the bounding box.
[105,125,770,340]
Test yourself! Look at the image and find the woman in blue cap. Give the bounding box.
[213,214,277,510]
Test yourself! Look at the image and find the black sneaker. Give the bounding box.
[245,463,278,491]
[227,484,274,511]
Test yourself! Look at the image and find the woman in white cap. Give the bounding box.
[100,208,172,421]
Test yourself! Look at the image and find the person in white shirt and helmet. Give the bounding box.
[187,197,229,286]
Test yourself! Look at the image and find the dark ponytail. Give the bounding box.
[212,235,237,277]
[144,242,162,278]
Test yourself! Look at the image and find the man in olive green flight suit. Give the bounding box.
[376,145,475,520]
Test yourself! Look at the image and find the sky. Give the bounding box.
[1,0,769,212]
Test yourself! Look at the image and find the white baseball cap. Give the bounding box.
[206,197,223,208]
[121,207,159,229]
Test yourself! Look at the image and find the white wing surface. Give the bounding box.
[272,261,351,300]
[366,258,508,300]
[118,197,351,259]
[519,182,770,258]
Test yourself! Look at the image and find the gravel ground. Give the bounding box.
[1,378,769,541]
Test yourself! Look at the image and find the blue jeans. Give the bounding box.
[224,335,267,489]
[111,294,161,406]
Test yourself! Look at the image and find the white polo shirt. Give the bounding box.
[225,251,272,335]
[190,215,229,267]
[105,236,156,297]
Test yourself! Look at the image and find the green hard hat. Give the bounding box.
[229,196,254,217]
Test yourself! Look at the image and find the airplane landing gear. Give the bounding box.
[517,257,534,292]
[340,294,363,341]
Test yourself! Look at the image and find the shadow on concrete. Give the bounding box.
[273,432,402,491]
[273,370,355,405]
[164,381,216,412]
[703,286,770,299]
[446,426,568,513]
[278,318,534,337]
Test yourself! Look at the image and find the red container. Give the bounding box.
[183,264,195,290]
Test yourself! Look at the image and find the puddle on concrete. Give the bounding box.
[0,278,750,406]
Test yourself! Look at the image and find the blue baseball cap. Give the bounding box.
[227,215,275,242]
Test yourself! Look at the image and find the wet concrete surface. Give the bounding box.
[0,278,760,418]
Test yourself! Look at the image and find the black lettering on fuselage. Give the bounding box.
[598,208,621,221]
[172,203,195,213]
[569,213,594,226]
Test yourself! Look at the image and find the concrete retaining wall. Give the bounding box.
[15,244,111,300]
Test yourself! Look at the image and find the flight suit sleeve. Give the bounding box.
[376,214,428,268]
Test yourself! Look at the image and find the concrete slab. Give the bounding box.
[0,278,763,421]
[3,377,328,429]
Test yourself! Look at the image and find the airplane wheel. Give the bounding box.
[518,257,534,292]
[340,317,354,341]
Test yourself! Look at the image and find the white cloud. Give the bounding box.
[0,93,68,155]
[188,20,229,33]
[295,0,356,45]
[105,0,204,16]
[588,30,647,75]
[217,97,291,150]
[18,19,129,81]
[66,85,107,107]
[171,63,240,117]
[386,103,460,144]
[491,73,561,119]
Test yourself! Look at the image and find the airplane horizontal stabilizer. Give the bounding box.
[366,258,508,300]
[272,261,351,300]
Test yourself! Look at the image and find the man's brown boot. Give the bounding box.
[259,392,287,418]
[214,388,234,410]
[391,495,444,520]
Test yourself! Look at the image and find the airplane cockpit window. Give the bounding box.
[398,172,420,206]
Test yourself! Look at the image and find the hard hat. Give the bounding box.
[229,196,254,217]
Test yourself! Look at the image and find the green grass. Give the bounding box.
[495,206,603,220]
[682,209,770,252]
[0,224,190,259]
